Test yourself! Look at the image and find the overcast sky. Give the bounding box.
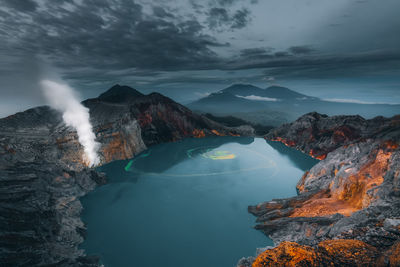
[1,0,400,117]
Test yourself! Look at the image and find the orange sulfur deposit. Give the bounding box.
[192,129,206,138]
[271,137,327,160]
[211,129,224,136]
[270,137,295,147]
[101,132,136,162]
[309,149,327,160]
[252,239,379,267]
[290,148,392,217]
[252,241,318,267]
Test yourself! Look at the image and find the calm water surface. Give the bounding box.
[81,137,318,267]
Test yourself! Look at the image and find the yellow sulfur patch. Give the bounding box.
[202,150,236,160]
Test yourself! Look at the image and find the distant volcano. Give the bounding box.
[187,83,400,126]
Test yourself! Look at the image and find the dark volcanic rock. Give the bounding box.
[97,84,144,103]
[266,112,400,159]
[0,85,254,266]
[240,112,400,266]
[0,162,106,266]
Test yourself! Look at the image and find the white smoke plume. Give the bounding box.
[40,80,100,167]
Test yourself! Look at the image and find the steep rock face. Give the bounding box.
[240,112,400,266]
[266,112,399,159]
[84,89,252,157]
[0,161,106,267]
[0,85,253,266]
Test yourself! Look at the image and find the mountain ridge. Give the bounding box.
[188,83,400,126]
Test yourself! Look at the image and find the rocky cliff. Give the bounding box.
[0,85,252,266]
[239,112,400,267]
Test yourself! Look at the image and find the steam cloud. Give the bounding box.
[40,80,100,166]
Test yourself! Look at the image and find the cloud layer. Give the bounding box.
[236,95,278,101]
[0,0,400,115]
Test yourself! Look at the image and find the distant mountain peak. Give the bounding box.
[219,83,310,100]
[264,85,310,99]
[98,84,144,103]
[225,83,261,88]
[222,84,263,92]
[266,85,289,90]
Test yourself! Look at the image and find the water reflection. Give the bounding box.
[98,137,255,183]
[266,140,319,172]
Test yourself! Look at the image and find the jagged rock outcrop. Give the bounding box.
[266,112,399,159]
[245,239,379,267]
[240,112,400,266]
[0,85,253,266]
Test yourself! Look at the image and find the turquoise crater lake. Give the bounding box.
[81,137,318,267]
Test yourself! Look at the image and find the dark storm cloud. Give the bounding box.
[1,0,225,71]
[208,7,230,29]
[207,7,251,30]
[2,0,398,80]
[152,6,175,18]
[240,47,270,57]
[216,0,258,6]
[1,0,38,12]
[0,0,256,77]
[1,0,400,116]
[230,50,400,80]
[239,46,314,62]
[195,0,256,30]
[217,0,237,5]
[288,46,314,55]
[1,0,399,76]
[262,59,400,80]
[239,47,274,61]
[274,51,290,58]
[231,8,251,29]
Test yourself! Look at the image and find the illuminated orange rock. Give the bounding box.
[382,140,399,150]
[211,129,224,136]
[308,149,327,160]
[252,239,379,267]
[252,242,318,267]
[101,132,137,162]
[270,137,296,147]
[334,149,390,209]
[291,148,391,218]
[192,129,206,138]
[317,239,379,266]
[296,171,309,193]
[289,191,359,217]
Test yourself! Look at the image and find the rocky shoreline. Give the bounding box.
[238,112,400,266]
[0,85,251,266]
